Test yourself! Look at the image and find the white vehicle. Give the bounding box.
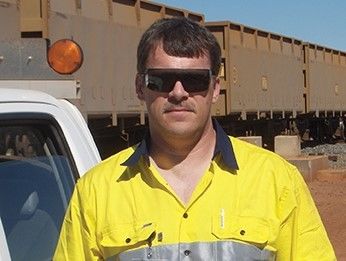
[0,88,101,261]
[0,17,102,259]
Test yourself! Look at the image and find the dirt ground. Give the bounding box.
[308,179,346,260]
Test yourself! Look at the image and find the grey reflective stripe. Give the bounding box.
[115,240,276,261]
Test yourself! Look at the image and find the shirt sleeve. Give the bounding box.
[277,165,336,260]
[53,180,102,260]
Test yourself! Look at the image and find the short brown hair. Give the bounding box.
[137,17,221,76]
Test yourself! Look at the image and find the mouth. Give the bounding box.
[164,107,194,113]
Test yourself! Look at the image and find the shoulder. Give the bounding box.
[76,145,137,190]
[229,137,309,217]
[230,136,299,182]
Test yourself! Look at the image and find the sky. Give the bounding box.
[155,0,346,52]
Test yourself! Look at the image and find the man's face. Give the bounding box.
[136,45,220,139]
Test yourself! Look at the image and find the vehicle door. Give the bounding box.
[0,113,88,261]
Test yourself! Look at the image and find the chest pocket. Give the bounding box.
[212,215,270,246]
[100,221,156,258]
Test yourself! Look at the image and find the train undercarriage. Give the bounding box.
[88,113,346,159]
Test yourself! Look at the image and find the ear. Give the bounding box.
[212,77,220,103]
[135,74,145,100]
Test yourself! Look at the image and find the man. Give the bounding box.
[54,17,335,260]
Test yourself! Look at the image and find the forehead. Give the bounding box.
[146,45,211,69]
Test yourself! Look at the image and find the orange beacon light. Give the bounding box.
[47,39,83,74]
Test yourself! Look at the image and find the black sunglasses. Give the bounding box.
[143,68,213,93]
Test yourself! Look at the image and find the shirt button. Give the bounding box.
[184,250,191,256]
[125,238,131,243]
[183,213,188,218]
[240,229,246,235]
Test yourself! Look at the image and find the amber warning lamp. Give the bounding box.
[47,39,83,74]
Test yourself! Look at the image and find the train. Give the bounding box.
[1,0,345,158]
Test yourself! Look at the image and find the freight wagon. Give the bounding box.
[0,0,204,158]
[206,21,346,148]
[1,0,345,157]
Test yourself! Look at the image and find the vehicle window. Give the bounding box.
[0,118,76,261]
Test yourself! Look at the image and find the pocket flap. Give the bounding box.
[212,215,269,244]
[101,222,156,247]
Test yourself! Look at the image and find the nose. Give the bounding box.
[168,81,189,101]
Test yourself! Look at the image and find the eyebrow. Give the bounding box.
[144,68,212,76]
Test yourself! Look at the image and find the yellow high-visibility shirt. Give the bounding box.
[54,121,336,260]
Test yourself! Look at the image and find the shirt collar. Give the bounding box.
[121,119,239,170]
[121,132,151,167]
[212,119,239,170]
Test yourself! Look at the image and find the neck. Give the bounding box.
[149,119,216,170]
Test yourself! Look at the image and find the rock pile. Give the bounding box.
[302,143,346,169]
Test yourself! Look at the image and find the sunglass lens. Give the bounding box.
[146,75,163,91]
[145,69,211,93]
[146,74,175,92]
[181,71,210,92]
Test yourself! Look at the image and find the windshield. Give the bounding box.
[0,121,76,261]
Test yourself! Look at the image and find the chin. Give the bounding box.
[165,123,198,137]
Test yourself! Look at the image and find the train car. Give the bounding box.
[0,0,204,157]
[1,0,345,156]
[206,21,346,148]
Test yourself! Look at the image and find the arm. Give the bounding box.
[276,166,336,260]
[53,182,102,260]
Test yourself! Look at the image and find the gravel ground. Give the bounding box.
[302,143,346,259]
[308,179,346,260]
[275,142,346,258]
[302,143,346,169]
